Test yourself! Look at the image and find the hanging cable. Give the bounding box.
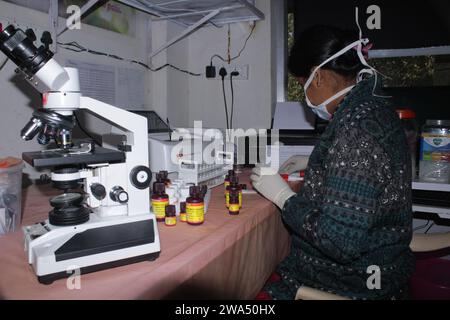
[57,41,202,76]
[210,22,256,65]
[219,67,229,130]
[229,71,239,129]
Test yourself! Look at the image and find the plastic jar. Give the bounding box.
[396,109,419,179]
[419,119,450,183]
[0,157,24,234]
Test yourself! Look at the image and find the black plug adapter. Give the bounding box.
[230,70,239,77]
[219,67,228,79]
[206,64,216,78]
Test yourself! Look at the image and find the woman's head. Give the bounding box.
[289,25,366,110]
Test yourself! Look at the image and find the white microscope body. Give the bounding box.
[0,25,160,284]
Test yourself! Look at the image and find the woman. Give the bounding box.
[251,25,415,300]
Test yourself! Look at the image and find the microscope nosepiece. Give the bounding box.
[20,117,43,141]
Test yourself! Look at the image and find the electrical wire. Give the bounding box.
[413,220,431,232]
[57,41,202,76]
[230,74,235,129]
[210,22,256,65]
[74,111,102,147]
[424,222,435,234]
[227,24,231,64]
[221,76,229,130]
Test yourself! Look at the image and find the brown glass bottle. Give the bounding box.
[152,182,169,222]
[165,205,177,226]
[226,176,242,208]
[186,186,204,225]
[179,201,187,222]
[228,191,240,215]
[224,170,235,195]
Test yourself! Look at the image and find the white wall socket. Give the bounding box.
[213,64,249,80]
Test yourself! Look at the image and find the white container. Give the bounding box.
[0,159,24,235]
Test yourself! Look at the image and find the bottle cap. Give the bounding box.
[165,205,176,216]
[396,109,416,120]
[154,182,166,194]
[230,176,239,185]
[160,170,168,178]
[189,185,201,196]
[180,202,186,212]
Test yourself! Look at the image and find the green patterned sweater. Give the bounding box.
[268,77,415,300]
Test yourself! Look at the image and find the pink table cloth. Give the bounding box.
[0,171,292,299]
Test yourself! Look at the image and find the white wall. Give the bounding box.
[0,0,151,178]
[0,0,274,179]
[150,0,273,130]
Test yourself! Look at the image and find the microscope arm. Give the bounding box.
[79,97,151,217]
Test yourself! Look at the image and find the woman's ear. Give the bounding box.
[313,69,322,88]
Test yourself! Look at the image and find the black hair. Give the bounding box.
[288,25,365,79]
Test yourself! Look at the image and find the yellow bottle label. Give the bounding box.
[226,191,242,208]
[239,192,242,208]
[152,198,169,220]
[165,217,177,226]
[186,202,204,224]
[224,181,230,195]
[229,204,240,213]
[180,212,187,222]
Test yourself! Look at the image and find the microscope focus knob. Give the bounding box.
[90,183,106,200]
[130,166,152,190]
[110,186,129,204]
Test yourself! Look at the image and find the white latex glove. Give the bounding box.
[278,155,310,174]
[250,164,296,209]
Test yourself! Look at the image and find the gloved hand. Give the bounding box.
[250,164,296,210]
[278,155,310,174]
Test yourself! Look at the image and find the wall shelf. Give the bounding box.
[117,0,264,27]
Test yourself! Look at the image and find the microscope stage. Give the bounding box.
[23,147,125,168]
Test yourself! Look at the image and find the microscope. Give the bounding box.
[0,25,160,284]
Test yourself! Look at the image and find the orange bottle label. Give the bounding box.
[152,198,169,220]
[180,212,187,222]
[186,202,204,224]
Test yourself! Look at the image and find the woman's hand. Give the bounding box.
[279,155,310,174]
[250,164,296,209]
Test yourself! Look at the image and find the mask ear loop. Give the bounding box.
[355,7,392,99]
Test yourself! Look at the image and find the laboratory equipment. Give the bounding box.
[137,111,233,187]
[419,120,450,183]
[0,25,160,284]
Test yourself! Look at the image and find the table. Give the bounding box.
[0,171,292,299]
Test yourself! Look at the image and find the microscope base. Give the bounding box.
[24,213,161,285]
[38,251,160,285]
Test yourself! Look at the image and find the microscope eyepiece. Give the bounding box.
[0,25,53,76]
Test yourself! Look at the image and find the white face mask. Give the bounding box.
[303,38,374,121]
